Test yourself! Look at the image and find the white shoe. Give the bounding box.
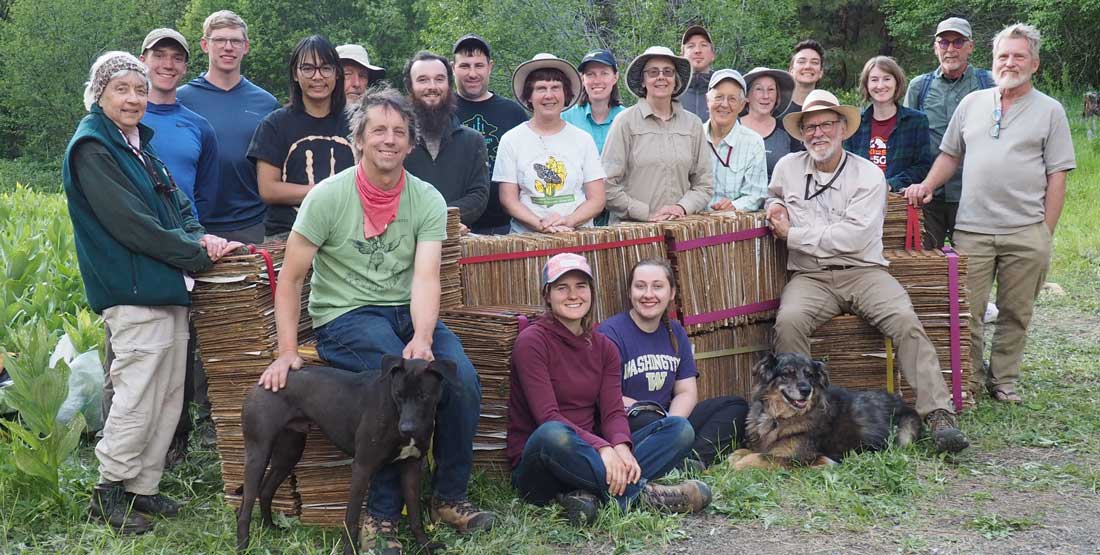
[983,303,999,324]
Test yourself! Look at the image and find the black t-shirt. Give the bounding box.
[247,107,355,235]
[455,93,528,229]
[780,101,806,152]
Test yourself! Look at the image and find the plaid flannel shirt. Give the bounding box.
[844,104,933,192]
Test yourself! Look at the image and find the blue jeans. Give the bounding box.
[511,417,694,511]
[314,305,481,519]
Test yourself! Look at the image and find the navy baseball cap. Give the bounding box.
[578,49,617,72]
[453,34,491,59]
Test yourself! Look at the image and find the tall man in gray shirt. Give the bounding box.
[906,24,1075,405]
[904,17,994,248]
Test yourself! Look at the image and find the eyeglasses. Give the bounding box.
[936,37,968,49]
[709,95,743,105]
[643,68,677,78]
[206,37,246,48]
[800,119,840,136]
[298,64,336,78]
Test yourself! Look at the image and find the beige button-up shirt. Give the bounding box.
[602,100,714,222]
[765,150,889,271]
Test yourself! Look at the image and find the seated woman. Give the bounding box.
[843,56,932,192]
[599,259,749,469]
[508,253,712,525]
[495,54,606,233]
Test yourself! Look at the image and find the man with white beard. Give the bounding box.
[765,89,968,454]
[403,51,490,230]
[906,23,1075,405]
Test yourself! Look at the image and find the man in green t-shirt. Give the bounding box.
[258,87,494,552]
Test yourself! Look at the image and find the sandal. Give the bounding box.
[991,386,1022,404]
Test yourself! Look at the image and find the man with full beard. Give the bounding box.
[765,89,969,454]
[906,24,1075,405]
[403,51,489,230]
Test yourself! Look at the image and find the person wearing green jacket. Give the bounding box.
[63,51,242,535]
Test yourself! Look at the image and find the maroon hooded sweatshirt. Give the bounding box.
[507,314,633,469]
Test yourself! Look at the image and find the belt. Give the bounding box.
[819,265,858,271]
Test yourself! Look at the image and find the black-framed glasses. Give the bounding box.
[936,37,968,49]
[800,119,840,136]
[206,37,246,48]
[643,68,677,78]
[298,63,336,78]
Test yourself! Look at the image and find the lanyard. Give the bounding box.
[803,152,848,201]
[709,141,733,168]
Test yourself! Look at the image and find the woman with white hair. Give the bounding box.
[63,51,242,534]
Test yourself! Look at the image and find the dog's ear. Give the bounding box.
[811,359,830,388]
[752,352,778,382]
[381,354,405,376]
[428,359,459,385]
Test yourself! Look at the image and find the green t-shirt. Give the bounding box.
[293,166,447,327]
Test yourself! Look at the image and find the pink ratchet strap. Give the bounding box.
[248,245,278,297]
[943,246,963,411]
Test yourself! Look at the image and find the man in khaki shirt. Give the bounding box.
[766,89,968,454]
[906,24,1074,404]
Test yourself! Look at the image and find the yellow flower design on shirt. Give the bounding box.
[533,156,566,197]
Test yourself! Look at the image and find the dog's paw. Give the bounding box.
[727,448,753,466]
[811,456,838,467]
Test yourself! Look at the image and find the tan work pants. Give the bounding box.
[954,222,1052,392]
[773,266,953,417]
[96,305,189,495]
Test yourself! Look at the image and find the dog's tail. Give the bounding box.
[895,408,922,447]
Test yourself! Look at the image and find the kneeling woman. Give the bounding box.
[508,254,711,524]
[599,259,749,468]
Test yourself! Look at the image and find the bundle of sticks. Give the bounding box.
[190,244,306,515]
[883,193,924,251]
[661,212,788,334]
[689,321,773,399]
[460,224,666,323]
[440,304,544,477]
[441,208,462,309]
[809,249,971,406]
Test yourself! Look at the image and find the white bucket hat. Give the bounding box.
[511,53,582,111]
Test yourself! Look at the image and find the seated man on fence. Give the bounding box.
[764,89,968,454]
[258,87,493,553]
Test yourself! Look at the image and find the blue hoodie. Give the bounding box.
[141,101,219,221]
[178,74,280,233]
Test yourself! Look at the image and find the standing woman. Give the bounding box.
[64,52,241,533]
[602,46,713,223]
[561,49,625,154]
[508,254,711,525]
[495,53,606,233]
[738,67,795,180]
[599,259,749,469]
[844,56,932,192]
[248,35,354,240]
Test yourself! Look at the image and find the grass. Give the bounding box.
[1,92,1099,553]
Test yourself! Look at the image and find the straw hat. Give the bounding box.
[511,53,582,110]
[741,67,794,117]
[781,89,861,140]
[625,46,691,99]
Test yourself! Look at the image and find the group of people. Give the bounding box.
[61,8,1073,554]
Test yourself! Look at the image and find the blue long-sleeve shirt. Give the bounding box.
[141,101,219,221]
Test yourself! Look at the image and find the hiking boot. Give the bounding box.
[430,498,495,533]
[87,482,154,534]
[360,514,402,555]
[640,480,712,513]
[554,490,599,526]
[132,492,182,517]
[926,409,970,454]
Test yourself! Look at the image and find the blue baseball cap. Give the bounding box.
[578,49,617,72]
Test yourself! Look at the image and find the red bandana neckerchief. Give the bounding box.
[355,163,405,239]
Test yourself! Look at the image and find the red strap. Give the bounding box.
[680,299,781,327]
[905,204,923,251]
[943,247,963,411]
[248,245,278,297]
[458,235,664,265]
[668,226,771,252]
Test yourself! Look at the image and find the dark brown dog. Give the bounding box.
[235,355,456,554]
[729,353,921,470]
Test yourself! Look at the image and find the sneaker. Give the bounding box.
[554,490,599,526]
[640,480,712,513]
[925,409,970,454]
[430,498,495,534]
[87,482,154,534]
[131,492,181,517]
[360,514,402,555]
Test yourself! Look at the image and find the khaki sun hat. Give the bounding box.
[511,53,582,111]
[336,44,386,81]
[781,89,861,140]
[625,46,692,99]
[741,67,795,117]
